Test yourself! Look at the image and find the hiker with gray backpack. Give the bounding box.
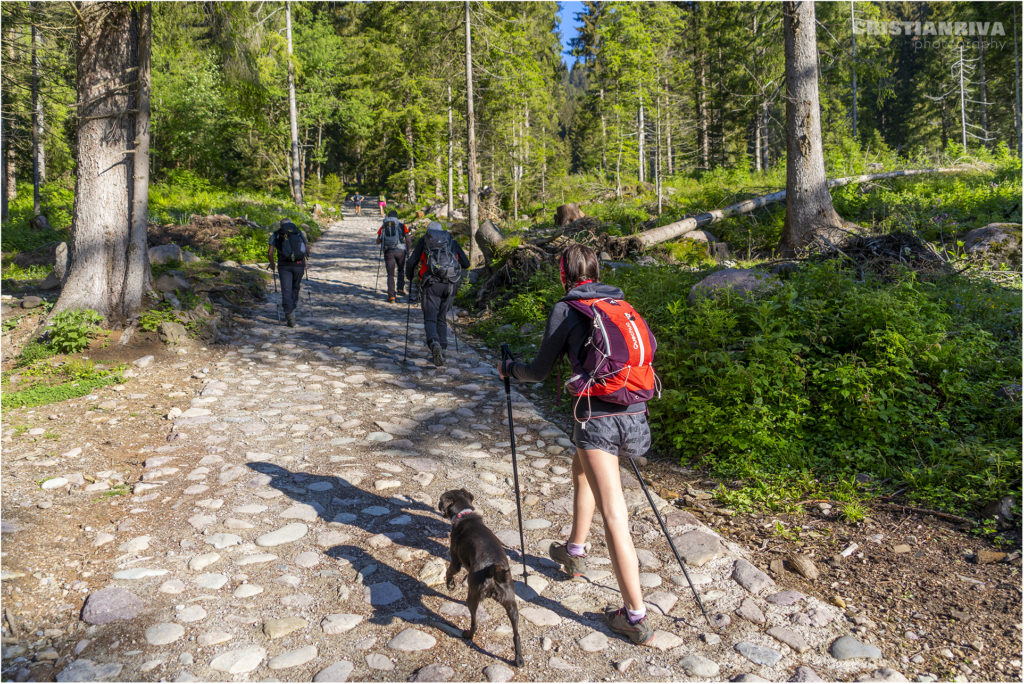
[405,221,470,366]
[267,219,310,327]
[376,210,412,303]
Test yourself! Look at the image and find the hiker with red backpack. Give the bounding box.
[376,210,411,303]
[267,219,311,327]
[405,221,470,367]
[497,243,660,646]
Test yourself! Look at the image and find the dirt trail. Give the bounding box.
[2,211,916,682]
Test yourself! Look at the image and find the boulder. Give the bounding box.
[54,242,69,282]
[425,203,450,218]
[180,250,202,264]
[688,268,778,304]
[148,244,182,265]
[30,214,52,232]
[158,321,188,346]
[961,223,1022,266]
[555,203,585,227]
[39,272,61,290]
[154,272,189,293]
[313,203,324,217]
[21,296,44,309]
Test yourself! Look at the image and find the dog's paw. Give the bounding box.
[445,577,456,590]
[461,629,473,640]
[514,654,525,668]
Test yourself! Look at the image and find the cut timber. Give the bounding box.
[623,167,974,249]
[555,203,585,227]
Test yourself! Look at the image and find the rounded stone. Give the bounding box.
[209,646,266,675]
[387,628,436,651]
[145,623,185,646]
[81,587,143,625]
[256,523,308,547]
[268,645,317,670]
[314,661,354,682]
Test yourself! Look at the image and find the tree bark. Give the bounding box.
[1015,5,1021,156]
[978,38,988,147]
[405,118,416,203]
[599,86,607,176]
[849,0,857,139]
[778,0,844,256]
[285,1,302,205]
[447,83,454,212]
[958,43,967,150]
[695,27,709,171]
[56,1,151,323]
[637,88,645,183]
[631,167,968,247]
[464,0,481,267]
[31,2,45,215]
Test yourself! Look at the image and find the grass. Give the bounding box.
[1,360,125,410]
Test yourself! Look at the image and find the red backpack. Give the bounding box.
[563,297,660,417]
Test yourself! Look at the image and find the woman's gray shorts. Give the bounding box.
[572,412,651,459]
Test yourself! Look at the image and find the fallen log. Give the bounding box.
[624,167,976,249]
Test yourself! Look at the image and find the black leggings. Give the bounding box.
[277,262,304,314]
[421,280,456,349]
[384,249,407,298]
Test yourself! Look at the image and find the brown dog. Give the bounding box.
[438,488,524,667]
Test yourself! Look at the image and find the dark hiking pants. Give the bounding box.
[421,279,456,350]
[277,261,305,315]
[384,249,407,299]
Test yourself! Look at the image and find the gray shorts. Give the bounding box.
[572,412,651,459]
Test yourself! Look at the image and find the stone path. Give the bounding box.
[3,212,911,682]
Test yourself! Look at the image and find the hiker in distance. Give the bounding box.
[378,193,387,217]
[350,191,365,216]
[406,221,470,367]
[267,219,310,327]
[377,209,412,303]
[498,243,658,646]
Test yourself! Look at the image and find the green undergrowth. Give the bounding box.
[1,359,124,410]
[16,308,107,366]
[466,259,1021,517]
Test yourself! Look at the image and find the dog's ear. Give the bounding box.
[460,488,474,504]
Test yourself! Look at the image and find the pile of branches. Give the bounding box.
[813,231,954,279]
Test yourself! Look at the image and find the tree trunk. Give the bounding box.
[753,112,762,172]
[760,101,769,170]
[599,87,607,176]
[464,0,481,267]
[31,2,45,215]
[1014,5,1021,156]
[696,47,709,170]
[958,43,967,150]
[435,151,442,199]
[56,1,151,323]
[316,122,323,181]
[628,167,969,247]
[285,1,302,205]
[849,0,857,139]
[447,83,454,212]
[656,87,663,215]
[405,118,416,203]
[637,91,645,183]
[978,38,988,147]
[666,92,673,175]
[778,0,844,256]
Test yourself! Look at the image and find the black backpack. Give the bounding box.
[425,230,461,284]
[381,217,405,250]
[275,223,306,262]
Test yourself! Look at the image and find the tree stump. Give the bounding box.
[554,204,585,227]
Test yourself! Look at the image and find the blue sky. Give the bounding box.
[557,1,584,66]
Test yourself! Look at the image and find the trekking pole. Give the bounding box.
[271,267,281,323]
[374,243,383,293]
[625,455,712,628]
[402,291,413,366]
[500,343,528,585]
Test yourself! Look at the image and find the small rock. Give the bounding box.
[145,623,185,646]
[577,631,608,652]
[268,645,317,670]
[56,659,123,682]
[208,646,266,674]
[387,628,436,651]
[734,641,783,667]
[732,559,775,594]
[256,523,307,547]
[175,605,206,623]
[313,661,354,683]
[791,666,825,682]
[321,614,362,635]
[786,552,819,580]
[483,664,514,682]
[830,635,882,660]
[263,617,306,639]
[412,664,455,682]
[736,597,766,624]
[767,626,810,653]
[81,587,143,625]
[976,549,1007,564]
[893,544,912,554]
[680,654,720,678]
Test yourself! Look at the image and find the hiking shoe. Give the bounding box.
[549,542,587,577]
[388,296,396,303]
[605,607,655,646]
[397,287,406,296]
[285,313,296,327]
[430,341,444,367]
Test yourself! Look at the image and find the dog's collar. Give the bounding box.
[452,508,474,522]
